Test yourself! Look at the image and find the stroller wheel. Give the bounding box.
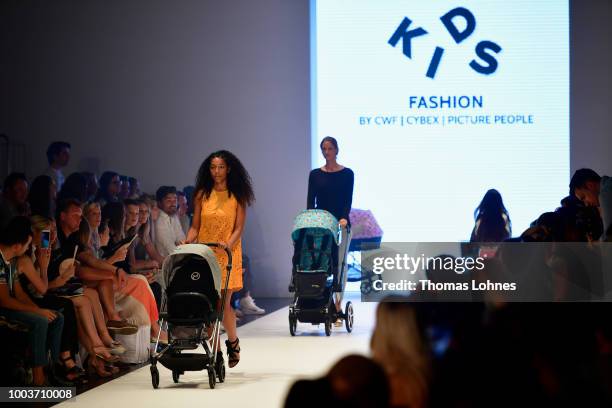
[289,312,297,336]
[172,370,180,383]
[324,317,332,336]
[360,281,372,295]
[345,301,354,333]
[217,362,226,383]
[207,366,216,389]
[150,365,160,389]
[215,353,226,383]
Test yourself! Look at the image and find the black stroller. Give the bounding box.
[150,243,231,389]
[288,210,354,336]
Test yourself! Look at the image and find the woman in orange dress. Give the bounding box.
[184,150,254,368]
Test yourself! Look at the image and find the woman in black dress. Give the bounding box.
[307,136,354,322]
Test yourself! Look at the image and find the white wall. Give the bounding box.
[1,0,611,296]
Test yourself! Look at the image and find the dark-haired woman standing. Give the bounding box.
[470,189,512,242]
[307,136,354,324]
[185,150,255,368]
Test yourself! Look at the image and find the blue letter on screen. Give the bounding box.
[426,47,445,79]
[470,40,502,74]
[388,17,428,59]
[440,7,476,44]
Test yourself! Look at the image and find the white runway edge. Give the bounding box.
[58,293,377,408]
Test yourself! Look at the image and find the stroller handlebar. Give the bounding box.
[199,242,233,272]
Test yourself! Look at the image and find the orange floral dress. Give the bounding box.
[197,189,243,290]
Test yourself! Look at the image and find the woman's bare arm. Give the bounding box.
[184,190,203,243]
[16,256,48,295]
[226,203,246,250]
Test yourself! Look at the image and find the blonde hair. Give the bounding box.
[30,215,52,232]
[78,219,92,249]
[28,215,53,255]
[370,302,431,408]
[83,201,101,218]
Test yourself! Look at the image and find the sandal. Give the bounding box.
[225,338,241,368]
[108,340,126,355]
[87,356,112,378]
[57,356,87,384]
[93,346,120,363]
[104,363,120,375]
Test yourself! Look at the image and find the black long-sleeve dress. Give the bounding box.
[307,168,354,225]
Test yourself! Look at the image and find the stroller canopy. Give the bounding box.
[292,209,340,245]
[348,208,383,240]
[161,244,222,295]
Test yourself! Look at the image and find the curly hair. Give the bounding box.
[194,150,255,207]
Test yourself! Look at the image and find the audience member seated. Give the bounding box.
[183,185,195,221]
[128,177,141,199]
[143,193,161,222]
[100,201,166,342]
[327,354,390,408]
[285,377,338,407]
[95,171,121,207]
[470,189,512,243]
[0,173,30,229]
[16,215,85,384]
[557,206,603,243]
[570,168,611,241]
[28,175,57,220]
[370,302,431,408]
[124,199,160,274]
[0,309,29,385]
[526,211,561,241]
[102,201,129,249]
[177,190,190,235]
[17,215,121,380]
[133,199,164,266]
[153,186,185,258]
[119,175,131,200]
[0,217,64,386]
[285,354,389,408]
[57,199,136,335]
[81,172,99,202]
[83,201,104,257]
[57,172,88,203]
[45,141,71,191]
[141,194,161,246]
[126,199,162,308]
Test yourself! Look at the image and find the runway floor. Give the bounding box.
[58,292,376,408]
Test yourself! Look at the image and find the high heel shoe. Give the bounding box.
[225,338,240,368]
[87,356,112,378]
[57,356,88,385]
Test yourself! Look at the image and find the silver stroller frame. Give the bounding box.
[150,242,232,389]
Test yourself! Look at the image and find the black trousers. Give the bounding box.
[33,295,79,356]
